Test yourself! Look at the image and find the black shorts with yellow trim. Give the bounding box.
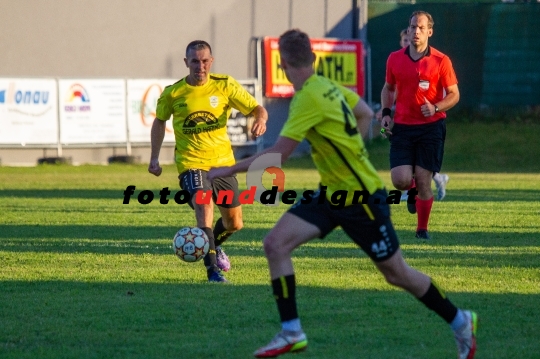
[287,188,400,262]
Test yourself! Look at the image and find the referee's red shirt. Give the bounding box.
[385,46,458,125]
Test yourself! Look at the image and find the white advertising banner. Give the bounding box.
[227,80,262,146]
[0,78,58,145]
[58,79,126,144]
[227,80,263,146]
[126,78,263,147]
[126,79,175,143]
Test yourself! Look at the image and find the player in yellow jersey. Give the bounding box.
[208,29,477,358]
[148,40,268,283]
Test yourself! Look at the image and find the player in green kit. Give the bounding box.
[208,29,477,358]
[149,40,268,282]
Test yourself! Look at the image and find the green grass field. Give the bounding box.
[1,122,539,358]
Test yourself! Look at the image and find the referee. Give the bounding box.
[380,11,460,240]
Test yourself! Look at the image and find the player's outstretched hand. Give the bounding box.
[148,159,162,177]
[208,166,233,182]
[251,118,267,138]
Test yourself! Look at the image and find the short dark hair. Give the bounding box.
[409,11,434,29]
[278,29,313,68]
[185,40,212,57]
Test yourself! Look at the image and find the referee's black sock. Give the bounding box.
[418,280,458,324]
[271,274,299,322]
[201,227,218,276]
[213,217,234,247]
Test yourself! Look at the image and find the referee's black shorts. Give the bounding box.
[287,188,400,262]
[389,119,446,173]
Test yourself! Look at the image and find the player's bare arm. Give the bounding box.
[148,118,166,176]
[352,99,374,139]
[380,82,396,136]
[208,136,299,180]
[250,105,269,138]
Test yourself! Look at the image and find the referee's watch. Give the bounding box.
[434,105,440,113]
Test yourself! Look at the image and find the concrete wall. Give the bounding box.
[0,0,357,165]
[0,0,353,79]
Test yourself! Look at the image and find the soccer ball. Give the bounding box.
[173,227,210,262]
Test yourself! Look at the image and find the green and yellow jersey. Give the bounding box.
[156,73,259,174]
[280,74,385,206]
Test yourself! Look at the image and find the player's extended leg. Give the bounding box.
[192,196,226,282]
[213,205,243,271]
[390,164,417,213]
[211,173,243,272]
[253,213,320,358]
[414,166,434,240]
[264,213,319,277]
[215,205,243,245]
[178,169,227,282]
[374,250,477,359]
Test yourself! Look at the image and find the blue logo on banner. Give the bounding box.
[0,89,49,105]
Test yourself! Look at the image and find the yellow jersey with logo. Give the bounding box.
[156,74,259,174]
[280,75,385,206]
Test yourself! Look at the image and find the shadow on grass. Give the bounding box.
[0,280,538,359]
[1,224,538,244]
[1,226,539,268]
[0,189,157,200]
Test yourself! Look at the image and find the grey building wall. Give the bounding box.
[0,0,353,79]
[0,0,358,165]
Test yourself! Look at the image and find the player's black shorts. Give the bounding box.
[287,188,400,262]
[389,119,446,173]
[178,169,241,209]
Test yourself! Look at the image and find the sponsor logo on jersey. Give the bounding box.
[182,110,222,134]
